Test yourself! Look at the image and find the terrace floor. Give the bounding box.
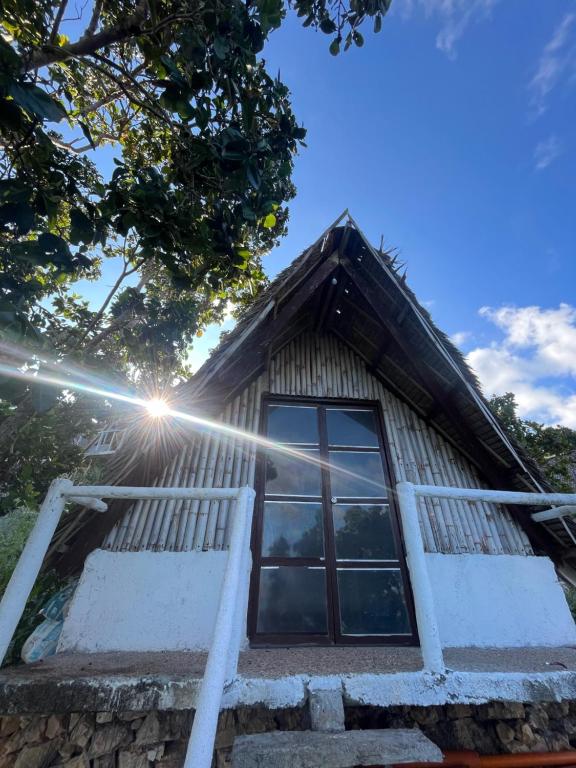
[1,646,576,714]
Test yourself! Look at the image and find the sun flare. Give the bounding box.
[146,398,170,418]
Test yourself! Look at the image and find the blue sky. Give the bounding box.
[80,1,576,427]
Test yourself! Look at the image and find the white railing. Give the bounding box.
[0,478,255,768]
[395,481,576,676]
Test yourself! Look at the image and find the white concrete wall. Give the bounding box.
[59,549,576,655]
[426,553,576,647]
[58,549,235,653]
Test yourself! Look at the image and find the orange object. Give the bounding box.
[394,750,576,768]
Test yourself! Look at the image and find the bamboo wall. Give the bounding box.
[104,332,533,555]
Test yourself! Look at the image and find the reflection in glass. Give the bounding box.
[262,502,324,557]
[267,405,319,445]
[338,569,411,635]
[329,451,387,498]
[257,567,328,634]
[327,409,379,447]
[333,504,396,560]
[265,449,322,496]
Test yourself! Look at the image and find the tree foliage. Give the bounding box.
[0,507,70,665]
[489,393,576,492]
[1,0,391,346]
[0,0,391,512]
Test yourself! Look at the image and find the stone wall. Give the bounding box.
[1,702,575,767]
[0,706,308,768]
[347,702,576,755]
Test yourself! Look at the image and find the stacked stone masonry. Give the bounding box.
[1,702,576,768]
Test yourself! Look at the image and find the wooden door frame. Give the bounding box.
[247,393,420,647]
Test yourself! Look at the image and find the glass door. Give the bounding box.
[248,398,418,646]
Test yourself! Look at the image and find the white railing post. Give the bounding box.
[396,481,445,674]
[0,476,72,665]
[183,486,256,768]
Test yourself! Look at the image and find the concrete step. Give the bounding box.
[231,727,443,768]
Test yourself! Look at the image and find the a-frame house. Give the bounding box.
[2,215,576,768]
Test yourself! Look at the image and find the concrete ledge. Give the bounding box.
[3,648,576,714]
[231,729,443,768]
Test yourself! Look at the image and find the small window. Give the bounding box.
[262,502,324,558]
[267,405,319,445]
[337,569,411,636]
[257,566,328,634]
[326,408,380,447]
[328,451,387,498]
[333,504,397,560]
[264,449,322,497]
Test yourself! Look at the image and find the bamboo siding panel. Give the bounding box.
[104,332,532,555]
[104,375,265,552]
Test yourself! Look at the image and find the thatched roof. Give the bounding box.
[52,212,573,572]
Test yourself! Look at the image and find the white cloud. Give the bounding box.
[533,134,563,170]
[450,331,471,347]
[399,0,499,57]
[467,304,576,428]
[529,12,576,117]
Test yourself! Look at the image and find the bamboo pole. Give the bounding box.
[193,428,224,550]
[177,438,203,550]
[155,447,188,550]
[319,335,328,396]
[435,430,481,553]
[401,400,451,551]
[145,441,184,550]
[133,466,167,550]
[409,414,457,552]
[203,402,233,549]
[215,394,243,550]
[172,442,196,550]
[182,429,212,550]
[225,385,251,546]
[388,390,439,552]
[433,436,474,553]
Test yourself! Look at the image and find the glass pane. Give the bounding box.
[267,405,319,445]
[329,451,387,498]
[263,502,324,558]
[265,449,321,496]
[338,569,411,635]
[327,409,379,447]
[257,567,328,634]
[333,504,397,560]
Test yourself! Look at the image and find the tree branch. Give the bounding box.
[85,0,103,37]
[27,0,149,71]
[49,0,69,44]
[78,252,145,348]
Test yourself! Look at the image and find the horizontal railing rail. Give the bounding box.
[395,481,576,676]
[0,478,255,768]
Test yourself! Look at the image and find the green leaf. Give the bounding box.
[0,38,20,71]
[256,0,283,34]
[374,15,382,33]
[263,213,276,229]
[213,37,230,60]
[8,83,67,122]
[329,39,340,56]
[69,208,94,245]
[320,18,336,34]
[246,162,261,190]
[0,201,34,234]
[353,31,364,47]
[78,120,96,149]
[0,98,24,131]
